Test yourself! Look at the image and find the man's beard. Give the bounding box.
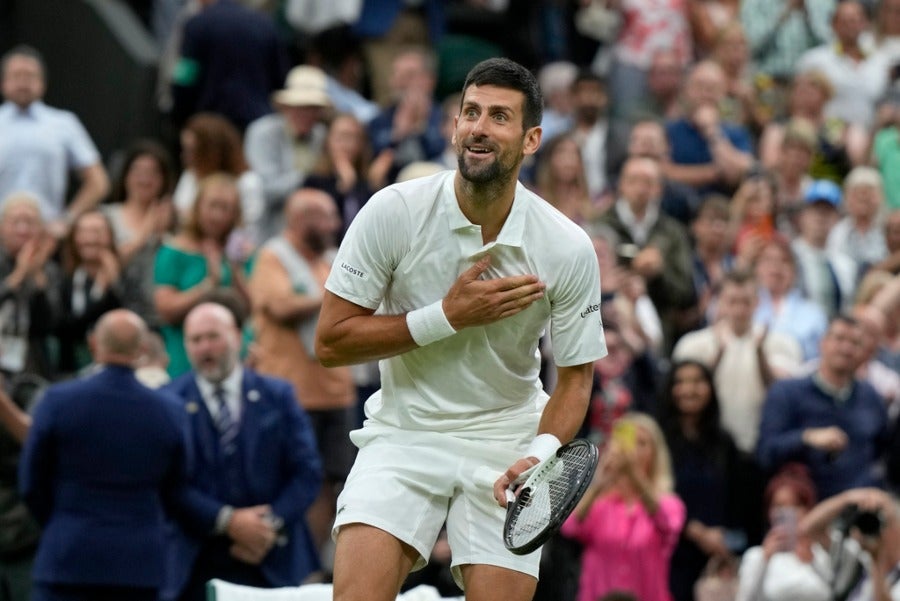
[456,141,520,185]
[457,152,504,183]
[197,355,233,383]
[575,106,601,124]
[303,229,332,255]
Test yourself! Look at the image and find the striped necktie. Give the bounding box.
[213,385,239,455]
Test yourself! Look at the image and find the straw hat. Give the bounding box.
[272,65,331,107]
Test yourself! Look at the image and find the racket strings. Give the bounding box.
[506,446,595,545]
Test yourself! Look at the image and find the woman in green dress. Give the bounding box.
[153,173,250,376]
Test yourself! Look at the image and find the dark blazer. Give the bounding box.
[18,365,188,588]
[53,272,122,376]
[594,205,697,351]
[161,369,322,600]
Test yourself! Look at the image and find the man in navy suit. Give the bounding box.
[162,302,322,601]
[18,309,189,601]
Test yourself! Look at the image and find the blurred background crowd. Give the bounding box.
[2,0,900,600]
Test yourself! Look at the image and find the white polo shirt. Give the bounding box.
[325,171,606,439]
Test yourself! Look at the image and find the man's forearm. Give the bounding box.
[0,390,30,443]
[662,162,721,188]
[67,164,109,218]
[799,489,856,538]
[535,363,593,444]
[266,295,322,324]
[316,312,419,367]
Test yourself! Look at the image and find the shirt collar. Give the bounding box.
[812,371,853,404]
[834,41,871,59]
[615,197,659,245]
[0,100,44,119]
[445,175,527,248]
[195,365,243,402]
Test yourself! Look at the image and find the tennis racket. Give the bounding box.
[502,438,599,555]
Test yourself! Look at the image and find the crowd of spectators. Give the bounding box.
[2,0,900,600]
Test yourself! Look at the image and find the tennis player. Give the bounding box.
[315,57,607,601]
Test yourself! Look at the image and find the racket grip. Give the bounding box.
[506,489,516,504]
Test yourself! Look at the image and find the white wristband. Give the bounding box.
[525,433,562,463]
[406,300,456,347]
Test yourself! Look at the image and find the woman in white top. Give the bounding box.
[737,463,831,601]
[173,112,265,248]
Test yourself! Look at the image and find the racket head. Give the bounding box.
[503,438,599,555]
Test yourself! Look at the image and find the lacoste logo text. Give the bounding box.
[340,262,367,279]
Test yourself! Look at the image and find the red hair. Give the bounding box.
[764,463,818,514]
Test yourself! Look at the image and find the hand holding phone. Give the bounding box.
[611,420,637,454]
[771,506,798,552]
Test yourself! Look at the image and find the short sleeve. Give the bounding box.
[324,188,411,310]
[548,230,607,366]
[63,113,101,170]
[153,244,183,287]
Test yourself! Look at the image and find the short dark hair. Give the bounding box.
[461,58,543,130]
[1,44,46,78]
[694,194,730,221]
[721,268,757,289]
[828,312,860,333]
[572,68,605,90]
[110,139,175,204]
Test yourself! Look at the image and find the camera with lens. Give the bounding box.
[839,503,884,538]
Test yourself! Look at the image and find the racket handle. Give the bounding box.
[506,489,516,504]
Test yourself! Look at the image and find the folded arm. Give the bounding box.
[315,256,545,367]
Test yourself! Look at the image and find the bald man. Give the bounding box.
[162,302,322,600]
[247,187,356,561]
[18,309,189,601]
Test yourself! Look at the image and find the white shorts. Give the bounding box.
[332,426,542,588]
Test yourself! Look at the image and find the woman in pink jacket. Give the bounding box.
[562,412,686,601]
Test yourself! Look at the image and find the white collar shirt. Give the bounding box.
[195,367,243,424]
[615,197,659,247]
[325,171,606,439]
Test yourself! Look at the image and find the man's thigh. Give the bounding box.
[332,436,453,568]
[332,523,419,601]
[444,453,541,590]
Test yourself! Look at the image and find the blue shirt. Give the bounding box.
[367,102,445,181]
[754,288,828,361]
[757,375,888,499]
[0,101,101,219]
[666,117,753,195]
